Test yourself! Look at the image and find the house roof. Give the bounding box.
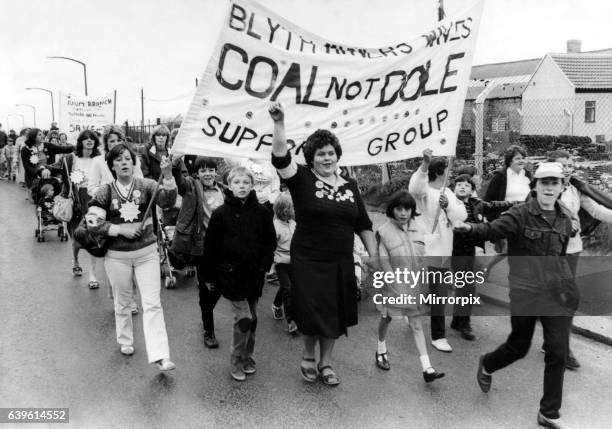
[470,58,541,80]
[466,82,529,100]
[549,53,612,90]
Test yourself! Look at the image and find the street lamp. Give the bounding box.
[8,113,25,129]
[47,56,88,96]
[16,104,37,127]
[26,87,55,121]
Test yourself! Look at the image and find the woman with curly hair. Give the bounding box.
[268,102,378,386]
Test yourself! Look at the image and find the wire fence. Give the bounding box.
[354,97,612,252]
[123,120,182,148]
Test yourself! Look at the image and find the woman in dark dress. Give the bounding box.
[269,102,378,386]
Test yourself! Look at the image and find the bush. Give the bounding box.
[362,172,413,209]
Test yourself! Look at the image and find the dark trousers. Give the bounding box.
[451,254,476,327]
[429,267,449,341]
[483,316,572,419]
[567,252,580,279]
[196,260,222,333]
[273,263,294,323]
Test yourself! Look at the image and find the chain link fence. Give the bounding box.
[357,97,612,252]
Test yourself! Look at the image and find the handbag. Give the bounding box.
[74,215,110,257]
[52,157,74,222]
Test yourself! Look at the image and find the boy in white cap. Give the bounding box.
[454,162,578,429]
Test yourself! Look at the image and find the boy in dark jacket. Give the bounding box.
[450,174,514,340]
[202,166,276,381]
[171,156,225,348]
[454,162,577,428]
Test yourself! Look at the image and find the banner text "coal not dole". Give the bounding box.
[216,43,465,108]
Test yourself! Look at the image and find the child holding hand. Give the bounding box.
[375,190,444,383]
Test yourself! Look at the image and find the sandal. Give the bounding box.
[317,364,340,386]
[88,281,100,290]
[72,266,83,277]
[300,357,318,383]
[375,352,390,371]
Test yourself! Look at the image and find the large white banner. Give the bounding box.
[173,0,483,165]
[59,92,115,143]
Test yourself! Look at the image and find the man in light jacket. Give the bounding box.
[408,148,467,353]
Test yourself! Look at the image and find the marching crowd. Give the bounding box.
[4,100,612,429]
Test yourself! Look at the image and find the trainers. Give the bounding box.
[287,321,299,335]
[120,345,134,356]
[476,355,492,393]
[431,338,453,353]
[272,305,283,320]
[204,331,219,349]
[231,364,246,381]
[537,411,573,429]
[243,357,256,375]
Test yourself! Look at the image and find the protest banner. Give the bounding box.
[173,0,483,165]
[59,92,116,143]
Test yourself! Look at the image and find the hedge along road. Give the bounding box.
[1,181,612,429]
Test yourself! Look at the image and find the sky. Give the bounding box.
[1,0,611,131]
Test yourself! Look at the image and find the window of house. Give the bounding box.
[585,101,596,123]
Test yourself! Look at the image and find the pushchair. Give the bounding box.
[156,199,196,289]
[33,177,69,243]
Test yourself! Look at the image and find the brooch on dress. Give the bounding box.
[314,180,354,203]
[70,170,85,185]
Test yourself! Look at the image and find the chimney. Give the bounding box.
[567,39,582,53]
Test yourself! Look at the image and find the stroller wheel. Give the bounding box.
[58,227,63,237]
[165,276,177,289]
[35,228,39,238]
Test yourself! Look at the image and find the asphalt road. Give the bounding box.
[1,180,612,429]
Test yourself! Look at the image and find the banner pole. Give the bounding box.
[431,155,453,234]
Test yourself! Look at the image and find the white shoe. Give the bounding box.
[431,338,453,353]
[155,359,176,371]
[120,345,134,356]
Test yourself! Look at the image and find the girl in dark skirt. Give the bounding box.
[268,102,378,386]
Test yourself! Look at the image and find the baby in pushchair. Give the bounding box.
[34,177,68,242]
